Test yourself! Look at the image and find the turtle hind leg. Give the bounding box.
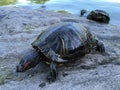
[96,40,105,53]
[47,62,58,83]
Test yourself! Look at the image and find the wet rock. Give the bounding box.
[62,72,69,77]
[39,82,46,88]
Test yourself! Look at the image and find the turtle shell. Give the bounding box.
[93,10,109,17]
[31,23,96,62]
[87,10,110,23]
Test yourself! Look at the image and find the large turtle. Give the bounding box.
[87,10,110,23]
[16,23,105,82]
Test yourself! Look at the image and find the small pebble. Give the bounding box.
[39,82,46,88]
[62,72,69,77]
[80,65,90,69]
[28,75,32,78]
[18,77,24,81]
[1,66,7,71]
[103,65,107,68]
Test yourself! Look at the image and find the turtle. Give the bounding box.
[16,23,105,82]
[87,10,110,23]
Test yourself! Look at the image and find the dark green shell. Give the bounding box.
[92,10,109,17]
[31,23,96,62]
[87,10,110,23]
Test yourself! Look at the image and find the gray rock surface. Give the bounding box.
[0,7,120,90]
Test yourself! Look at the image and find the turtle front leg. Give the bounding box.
[47,62,58,83]
[96,40,105,53]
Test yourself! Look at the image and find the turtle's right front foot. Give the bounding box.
[47,74,56,83]
[47,62,58,83]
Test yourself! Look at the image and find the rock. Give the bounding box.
[39,82,46,88]
[62,72,69,77]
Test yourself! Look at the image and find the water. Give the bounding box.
[0,0,120,25]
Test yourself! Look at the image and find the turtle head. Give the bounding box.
[16,49,40,72]
[80,9,87,17]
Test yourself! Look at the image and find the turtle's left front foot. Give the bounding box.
[47,62,58,83]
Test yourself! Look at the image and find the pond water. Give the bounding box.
[0,0,120,25]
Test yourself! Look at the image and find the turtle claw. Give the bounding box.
[47,74,56,83]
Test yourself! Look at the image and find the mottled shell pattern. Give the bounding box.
[31,23,96,62]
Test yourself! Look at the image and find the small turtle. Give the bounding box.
[87,10,110,23]
[16,23,105,82]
